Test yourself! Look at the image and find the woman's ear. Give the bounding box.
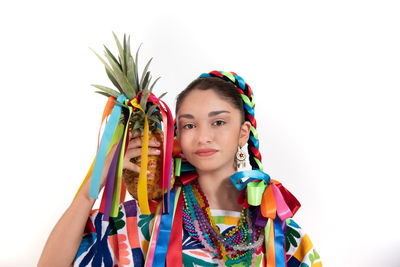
[238,121,252,147]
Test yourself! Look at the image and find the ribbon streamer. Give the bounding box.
[152,188,178,266]
[144,202,162,267]
[229,168,301,266]
[166,187,183,267]
[148,95,175,213]
[110,102,133,217]
[90,94,128,199]
[130,98,151,215]
[102,133,124,221]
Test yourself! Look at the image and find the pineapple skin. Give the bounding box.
[122,129,175,200]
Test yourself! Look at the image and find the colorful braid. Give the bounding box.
[199,71,263,172]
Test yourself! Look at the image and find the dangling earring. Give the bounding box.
[236,146,246,169]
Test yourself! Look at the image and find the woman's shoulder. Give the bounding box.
[285,218,322,267]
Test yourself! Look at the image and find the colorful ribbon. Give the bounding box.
[145,187,182,266]
[166,187,183,267]
[130,98,151,215]
[230,169,301,266]
[148,95,175,213]
[144,201,162,267]
[110,102,133,217]
[102,133,124,221]
[90,94,128,199]
[75,92,175,220]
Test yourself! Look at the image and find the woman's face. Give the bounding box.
[176,89,250,174]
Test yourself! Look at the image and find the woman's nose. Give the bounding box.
[196,125,213,144]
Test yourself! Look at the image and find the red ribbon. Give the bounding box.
[165,187,183,266]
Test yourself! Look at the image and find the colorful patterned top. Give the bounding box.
[73,199,322,267]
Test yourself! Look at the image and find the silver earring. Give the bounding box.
[236,146,246,169]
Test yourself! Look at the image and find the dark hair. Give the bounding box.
[175,77,245,124]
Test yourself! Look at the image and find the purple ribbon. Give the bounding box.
[103,135,123,221]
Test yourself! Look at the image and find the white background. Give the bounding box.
[1,0,399,266]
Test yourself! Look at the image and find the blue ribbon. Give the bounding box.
[243,102,255,117]
[250,135,259,149]
[152,187,177,267]
[235,74,246,90]
[90,94,127,199]
[273,216,286,266]
[230,169,271,191]
[199,73,211,78]
[181,162,195,172]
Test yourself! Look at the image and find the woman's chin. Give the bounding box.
[193,162,235,175]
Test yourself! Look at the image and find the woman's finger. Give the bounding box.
[127,136,161,149]
[132,130,141,138]
[122,162,141,173]
[124,148,143,160]
[124,148,161,163]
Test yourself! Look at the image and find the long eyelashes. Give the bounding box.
[182,123,195,130]
[181,120,226,130]
[212,120,226,126]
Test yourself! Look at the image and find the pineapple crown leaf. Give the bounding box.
[149,77,161,92]
[91,84,120,97]
[146,104,158,117]
[90,47,118,86]
[126,53,137,95]
[95,91,112,98]
[90,46,133,98]
[92,33,164,113]
[110,99,129,109]
[140,58,153,89]
[103,52,135,99]
[158,92,167,99]
[141,72,151,91]
[134,43,142,90]
[105,67,123,93]
[103,45,121,70]
[112,32,127,74]
[139,91,150,110]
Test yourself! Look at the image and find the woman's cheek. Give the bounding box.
[178,136,190,156]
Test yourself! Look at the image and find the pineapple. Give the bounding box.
[90,32,174,200]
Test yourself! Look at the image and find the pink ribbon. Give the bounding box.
[271,183,293,221]
[145,207,162,267]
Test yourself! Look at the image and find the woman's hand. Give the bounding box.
[122,130,162,173]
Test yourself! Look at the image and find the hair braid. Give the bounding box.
[199,71,263,171]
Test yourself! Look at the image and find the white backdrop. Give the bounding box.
[1,0,399,266]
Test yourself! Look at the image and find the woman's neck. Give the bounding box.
[196,168,242,212]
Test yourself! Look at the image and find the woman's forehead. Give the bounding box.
[177,89,237,116]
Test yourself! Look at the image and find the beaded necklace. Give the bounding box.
[182,181,264,266]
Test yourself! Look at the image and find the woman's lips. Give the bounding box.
[195,148,218,157]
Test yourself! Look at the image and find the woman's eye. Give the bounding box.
[182,123,195,129]
[213,120,226,126]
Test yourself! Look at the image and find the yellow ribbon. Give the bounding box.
[130,98,151,214]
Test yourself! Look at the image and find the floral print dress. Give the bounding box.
[73,200,322,267]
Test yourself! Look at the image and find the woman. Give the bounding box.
[39,71,321,267]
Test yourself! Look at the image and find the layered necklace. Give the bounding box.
[182,180,265,266]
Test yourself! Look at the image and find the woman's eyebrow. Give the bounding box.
[178,114,194,120]
[178,110,230,120]
[208,110,230,117]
